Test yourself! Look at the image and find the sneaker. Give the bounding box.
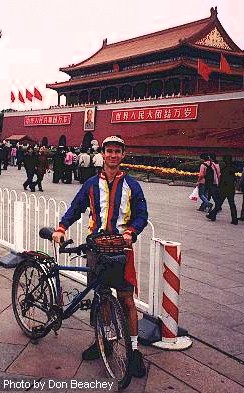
[231,221,238,225]
[23,184,27,190]
[130,349,146,378]
[197,207,205,212]
[206,214,216,222]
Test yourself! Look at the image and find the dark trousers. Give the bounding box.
[209,191,237,222]
[240,193,244,219]
[0,159,2,175]
[23,171,35,190]
[53,170,64,183]
[33,173,44,191]
[3,158,8,170]
[64,165,72,184]
[17,159,23,170]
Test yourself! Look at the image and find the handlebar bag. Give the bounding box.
[95,253,126,288]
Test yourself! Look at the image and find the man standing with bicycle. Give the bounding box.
[52,135,148,378]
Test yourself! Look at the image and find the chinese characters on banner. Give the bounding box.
[24,113,71,126]
[111,105,198,123]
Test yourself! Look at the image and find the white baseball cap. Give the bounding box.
[102,136,125,148]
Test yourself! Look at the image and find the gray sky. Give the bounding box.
[0,0,243,110]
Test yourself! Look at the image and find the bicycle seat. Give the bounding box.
[39,227,55,241]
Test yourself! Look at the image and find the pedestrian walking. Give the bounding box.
[0,143,3,175]
[197,154,213,212]
[237,166,244,221]
[206,155,238,225]
[64,147,73,184]
[10,146,17,166]
[2,142,10,170]
[32,147,49,192]
[16,146,25,170]
[77,148,90,184]
[52,147,65,184]
[23,146,37,192]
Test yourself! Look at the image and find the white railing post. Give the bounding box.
[14,201,24,252]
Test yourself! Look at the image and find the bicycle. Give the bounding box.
[12,227,133,389]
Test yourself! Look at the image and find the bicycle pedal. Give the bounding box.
[79,299,92,310]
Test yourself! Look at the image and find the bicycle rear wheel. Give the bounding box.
[12,259,54,339]
[94,292,132,390]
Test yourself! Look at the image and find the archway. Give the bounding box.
[41,137,48,147]
[81,131,93,151]
[59,135,66,147]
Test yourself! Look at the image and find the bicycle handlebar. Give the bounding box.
[59,241,87,256]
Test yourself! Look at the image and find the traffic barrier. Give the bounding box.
[152,240,192,350]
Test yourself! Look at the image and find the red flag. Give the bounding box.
[11,91,15,103]
[26,89,33,102]
[198,59,211,81]
[113,63,119,72]
[34,87,42,101]
[18,91,25,103]
[220,54,231,74]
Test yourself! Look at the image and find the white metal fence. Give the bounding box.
[0,187,161,315]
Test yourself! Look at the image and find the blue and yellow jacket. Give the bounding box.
[60,170,148,236]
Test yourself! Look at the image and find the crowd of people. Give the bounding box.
[196,153,244,225]
[1,141,243,223]
[0,140,104,191]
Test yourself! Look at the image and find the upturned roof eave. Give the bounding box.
[186,42,244,57]
[187,16,243,54]
[60,45,104,74]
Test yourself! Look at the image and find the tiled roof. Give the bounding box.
[6,134,27,140]
[60,17,211,71]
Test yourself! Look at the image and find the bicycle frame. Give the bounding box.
[51,263,101,320]
[23,242,105,327]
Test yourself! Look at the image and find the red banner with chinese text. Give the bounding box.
[111,105,198,123]
[24,113,71,126]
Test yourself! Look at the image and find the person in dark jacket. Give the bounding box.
[32,147,49,191]
[52,147,65,183]
[23,146,37,192]
[2,143,10,170]
[237,167,244,221]
[16,146,25,170]
[206,155,238,224]
[0,143,4,175]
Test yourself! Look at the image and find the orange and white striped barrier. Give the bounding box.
[153,240,192,350]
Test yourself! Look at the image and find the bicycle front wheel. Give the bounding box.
[12,259,54,339]
[94,292,132,390]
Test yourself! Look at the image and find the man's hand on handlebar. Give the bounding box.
[123,232,132,247]
[52,231,65,244]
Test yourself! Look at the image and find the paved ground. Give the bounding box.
[0,167,244,392]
